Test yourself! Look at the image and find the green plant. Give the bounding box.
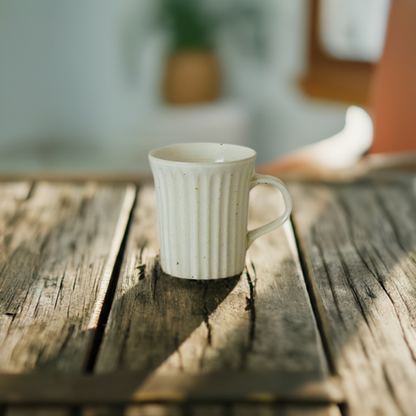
[161,0,214,52]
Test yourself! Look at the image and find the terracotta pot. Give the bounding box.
[164,51,221,105]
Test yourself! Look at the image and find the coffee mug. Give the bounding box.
[149,143,292,280]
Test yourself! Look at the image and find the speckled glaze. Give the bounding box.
[149,143,292,280]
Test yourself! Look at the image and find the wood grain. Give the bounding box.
[93,184,332,405]
[6,407,72,416]
[0,181,135,374]
[290,174,416,416]
[81,404,342,416]
[232,404,341,416]
[82,405,181,416]
[0,372,343,405]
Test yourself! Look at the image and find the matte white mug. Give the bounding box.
[149,143,292,280]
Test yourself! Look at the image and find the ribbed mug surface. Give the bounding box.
[149,143,292,280]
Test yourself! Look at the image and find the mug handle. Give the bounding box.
[246,173,293,249]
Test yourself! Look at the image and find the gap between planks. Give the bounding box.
[85,186,139,372]
[290,218,337,376]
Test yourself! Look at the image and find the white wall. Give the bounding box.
[0,0,163,148]
[0,0,347,171]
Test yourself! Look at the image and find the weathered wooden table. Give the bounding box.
[0,172,415,416]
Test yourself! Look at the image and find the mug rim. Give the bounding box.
[149,142,256,166]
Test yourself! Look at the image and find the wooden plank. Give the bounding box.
[5,407,72,416]
[51,405,344,416]
[81,404,343,416]
[93,185,333,400]
[232,404,342,416]
[123,406,181,416]
[189,405,224,416]
[82,404,342,416]
[0,404,348,416]
[290,174,416,416]
[0,372,344,405]
[82,407,124,416]
[83,405,217,416]
[0,181,136,373]
[82,405,181,416]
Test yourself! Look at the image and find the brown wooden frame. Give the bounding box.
[300,0,375,105]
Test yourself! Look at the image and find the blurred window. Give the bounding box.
[319,0,391,62]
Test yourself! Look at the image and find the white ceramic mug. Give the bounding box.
[149,143,292,280]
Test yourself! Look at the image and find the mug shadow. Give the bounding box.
[94,259,241,374]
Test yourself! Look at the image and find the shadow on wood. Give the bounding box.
[95,257,240,374]
[87,185,338,408]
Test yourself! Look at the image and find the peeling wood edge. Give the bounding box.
[0,372,345,405]
[79,184,137,373]
[84,185,139,372]
[87,185,137,330]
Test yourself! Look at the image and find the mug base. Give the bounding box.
[161,267,244,281]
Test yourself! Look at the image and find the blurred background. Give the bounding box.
[0,0,392,176]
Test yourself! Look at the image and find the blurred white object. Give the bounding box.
[295,106,373,169]
[320,0,391,62]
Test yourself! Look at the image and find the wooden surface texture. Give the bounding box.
[0,181,135,415]
[290,174,416,416]
[95,185,329,375]
[90,184,337,415]
[0,181,135,373]
[3,174,416,415]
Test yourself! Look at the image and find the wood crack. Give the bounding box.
[33,290,42,318]
[203,285,212,346]
[23,182,35,202]
[245,265,257,352]
[152,259,160,301]
[136,264,146,281]
[54,271,66,310]
[138,241,147,264]
[72,265,80,291]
